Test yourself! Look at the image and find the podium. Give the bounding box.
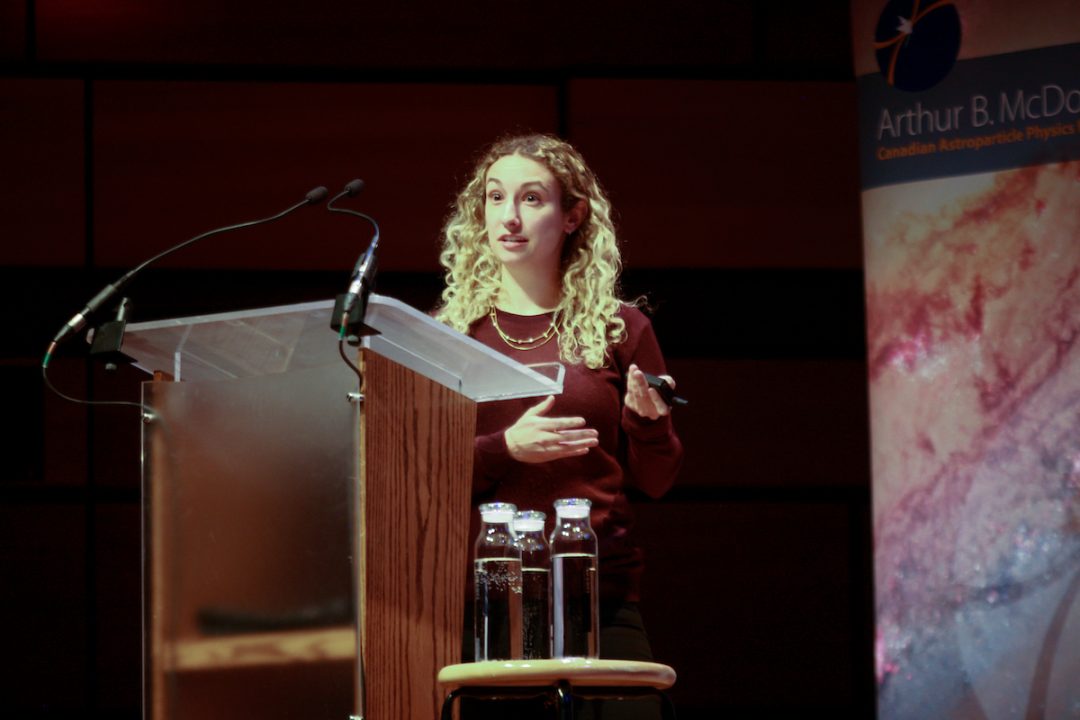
[125,294,562,720]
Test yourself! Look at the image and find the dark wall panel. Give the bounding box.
[667,357,870,489]
[1,363,47,485]
[567,79,862,269]
[0,505,89,712]
[94,503,142,712]
[759,0,855,73]
[627,268,867,360]
[93,81,557,272]
[2,357,92,488]
[42,358,91,487]
[0,0,26,60]
[37,0,752,69]
[636,500,866,715]
[0,79,86,266]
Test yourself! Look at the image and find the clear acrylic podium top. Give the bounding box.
[122,293,563,402]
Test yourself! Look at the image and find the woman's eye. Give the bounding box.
[524,193,540,203]
[489,191,502,202]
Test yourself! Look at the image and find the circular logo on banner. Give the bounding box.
[874,0,962,92]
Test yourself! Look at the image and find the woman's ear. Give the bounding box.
[564,199,587,234]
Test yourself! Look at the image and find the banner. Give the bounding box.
[852,2,1080,718]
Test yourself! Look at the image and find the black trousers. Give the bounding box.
[459,601,664,720]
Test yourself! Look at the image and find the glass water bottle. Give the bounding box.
[474,502,523,661]
[513,510,551,659]
[550,498,599,658]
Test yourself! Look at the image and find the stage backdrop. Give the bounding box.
[851,1,1080,718]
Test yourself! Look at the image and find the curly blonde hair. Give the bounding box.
[435,134,627,369]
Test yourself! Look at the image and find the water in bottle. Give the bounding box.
[474,502,523,661]
[550,498,599,658]
[513,510,551,659]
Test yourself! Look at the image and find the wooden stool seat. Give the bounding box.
[437,659,677,719]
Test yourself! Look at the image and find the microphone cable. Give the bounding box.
[42,185,330,408]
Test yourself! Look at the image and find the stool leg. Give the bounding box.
[556,680,574,720]
[659,691,677,720]
[441,688,460,720]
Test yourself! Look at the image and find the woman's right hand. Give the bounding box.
[504,395,599,463]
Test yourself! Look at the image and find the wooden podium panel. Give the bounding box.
[359,349,475,720]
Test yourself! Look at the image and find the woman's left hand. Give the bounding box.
[625,363,674,420]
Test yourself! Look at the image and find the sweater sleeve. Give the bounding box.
[473,430,514,496]
[619,311,684,499]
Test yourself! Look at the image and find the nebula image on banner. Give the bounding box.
[863,161,1080,719]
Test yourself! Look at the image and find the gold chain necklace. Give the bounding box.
[489,306,559,350]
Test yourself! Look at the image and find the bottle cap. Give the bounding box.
[553,498,591,519]
[479,502,516,523]
[513,510,546,533]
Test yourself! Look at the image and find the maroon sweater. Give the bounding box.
[470,304,683,602]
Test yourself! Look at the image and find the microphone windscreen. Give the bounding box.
[344,179,365,197]
[306,186,330,204]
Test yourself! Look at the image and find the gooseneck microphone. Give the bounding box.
[43,185,329,369]
[327,179,380,338]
